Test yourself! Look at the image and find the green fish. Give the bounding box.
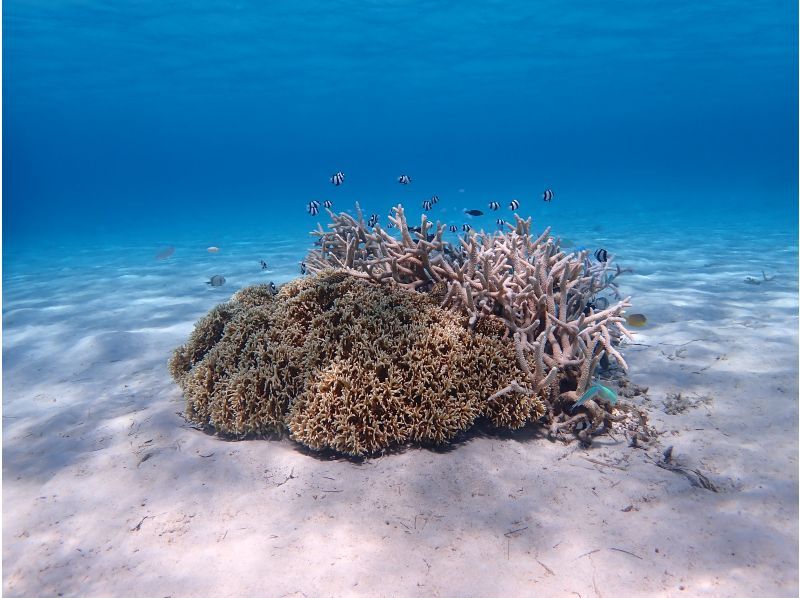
[571,383,617,413]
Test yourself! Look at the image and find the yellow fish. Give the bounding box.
[625,313,647,328]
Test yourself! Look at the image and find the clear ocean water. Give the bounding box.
[4,1,797,253]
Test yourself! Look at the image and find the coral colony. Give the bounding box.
[170,204,639,456]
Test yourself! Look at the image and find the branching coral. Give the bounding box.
[170,271,544,456]
[304,204,635,440]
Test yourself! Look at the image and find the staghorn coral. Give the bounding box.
[304,204,636,441]
[170,271,544,456]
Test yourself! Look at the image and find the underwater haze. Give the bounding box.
[4,0,798,248]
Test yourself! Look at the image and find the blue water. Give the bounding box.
[4,0,797,252]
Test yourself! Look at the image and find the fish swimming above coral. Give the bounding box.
[464,209,483,216]
[330,171,345,186]
[307,201,320,215]
[542,189,554,202]
[206,275,226,287]
[509,199,520,211]
[398,174,411,184]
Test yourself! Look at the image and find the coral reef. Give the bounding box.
[304,204,634,441]
[170,271,544,456]
[170,203,638,454]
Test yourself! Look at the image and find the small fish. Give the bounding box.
[367,213,378,227]
[625,313,647,328]
[462,223,472,232]
[509,199,520,211]
[582,300,597,316]
[594,248,608,263]
[398,174,411,184]
[422,200,433,211]
[488,201,500,211]
[386,221,397,229]
[408,225,422,233]
[207,246,220,253]
[155,246,175,260]
[430,195,440,204]
[571,383,617,413]
[307,202,319,215]
[206,275,226,287]
[464,209,483,217]
[300,261,307,275]
[542,189,554,202]
[259,260,268,270]
[323,200,333,208]
[330,172,345,186]
[448,224,458,232]
[496,218,506,228]
[269,281,277,295]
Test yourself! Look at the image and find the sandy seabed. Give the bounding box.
[3,225,798,597]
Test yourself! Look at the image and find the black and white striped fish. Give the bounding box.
[542,189,554,202]
[386,221,397,229]
[422,199,433,211]
[397,174,411,185]
[368,213,378,227]
[330,172,345,186]
[430,195,440,204]
[323,200,333,209]
[269,281,278,295]
[488,201,500,211]
[509,199,520,211]
[496,219,506,228]
[300,261,307,275]
[449,224,458,232]
[594,248,608,263]
[307,202,319,215]
[462,223,472,232]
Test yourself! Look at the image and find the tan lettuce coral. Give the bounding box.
[169,271,544,456]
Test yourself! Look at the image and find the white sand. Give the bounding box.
[3,228,798,596]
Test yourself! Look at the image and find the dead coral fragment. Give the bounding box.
[170,272,545,456]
